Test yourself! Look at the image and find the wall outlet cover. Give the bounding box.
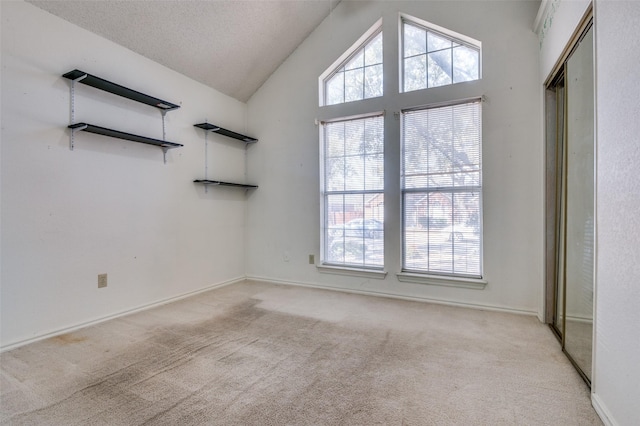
[98,273,107,288]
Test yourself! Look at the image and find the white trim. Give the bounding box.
[533,0,551,33]
[246,275,537,316]
[564,314,594,324]
[591,393,617,426]
[401,96,483,113]
[399,12,482,94]
[3,275,538,353]
[319,110,385,125]
[400,100,484,278]
[400,13,481,49]
[319,113,385,269]
[589,5,598,398]
[317,264,387,279]
[319,122,326,264]
[397,272,487,289]
[0,276,245,353]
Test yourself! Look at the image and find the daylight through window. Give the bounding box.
[319,15,483,278]
[323,115,384,268]
[402,100,482,277]
[325,32,383,106]
[403,20,479,92]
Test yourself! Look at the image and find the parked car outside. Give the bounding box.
[326,218,384,266]
[443,224,479,242]
[342,218,383,239]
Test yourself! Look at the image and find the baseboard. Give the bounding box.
[246,275,538,317]
[565,314,594,324]
[0,276,245,353]
[592,393,616,426]
[3,274,539,352]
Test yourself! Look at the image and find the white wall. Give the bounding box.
[536,0,640,422]
[536,0,591,81]
[1,1,250,349]
[246,1,542,313]
[535,0,592,320]
[592,1,640,424]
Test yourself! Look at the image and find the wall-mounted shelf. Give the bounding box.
[63,69,180,111]
[194,180,257,189]
[68,123,182,149]
[194,123,258,143]
[194,121,258,191]
[64,69,181,163]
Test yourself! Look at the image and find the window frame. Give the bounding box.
[320,111,385,271]
[319,19,383,107]
[399,14,482,94]
[400,98,484,279]
[316,14,486,286]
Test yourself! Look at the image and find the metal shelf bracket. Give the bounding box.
[69,73,88,151]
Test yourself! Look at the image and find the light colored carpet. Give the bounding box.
[1,280,601,425]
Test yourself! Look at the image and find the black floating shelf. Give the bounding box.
[69,123,183,148]
[194,123,258,143]
[63,69,180,111]
[194,179,258,189]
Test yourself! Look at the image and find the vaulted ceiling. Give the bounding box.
[27,0,340,103]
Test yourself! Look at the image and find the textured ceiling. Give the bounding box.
[27,0,340,102]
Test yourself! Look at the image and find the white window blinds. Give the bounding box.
[323,114,384,268]
[402,100,482,277]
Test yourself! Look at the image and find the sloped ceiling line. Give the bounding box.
[27,0,340,103]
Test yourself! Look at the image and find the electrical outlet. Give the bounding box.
[309,254,315,264]
[98,273,107,288]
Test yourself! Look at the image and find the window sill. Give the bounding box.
[317,264,387,280]
[396,272,487,289]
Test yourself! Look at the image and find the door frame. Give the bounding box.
[543,7,594,386]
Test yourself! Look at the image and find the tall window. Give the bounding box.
[402,100,482,277]
[319,15,482,278]
[324,31,383,106]
[322,115,384,268]
[402,19,480,92]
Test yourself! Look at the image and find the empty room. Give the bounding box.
[1,0,638,424]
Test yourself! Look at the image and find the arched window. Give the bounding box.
[319,14,483,279]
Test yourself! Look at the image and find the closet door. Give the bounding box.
[563,25,594,381]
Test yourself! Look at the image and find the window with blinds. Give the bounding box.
[323,114,384,268]
[401,100,482,277]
